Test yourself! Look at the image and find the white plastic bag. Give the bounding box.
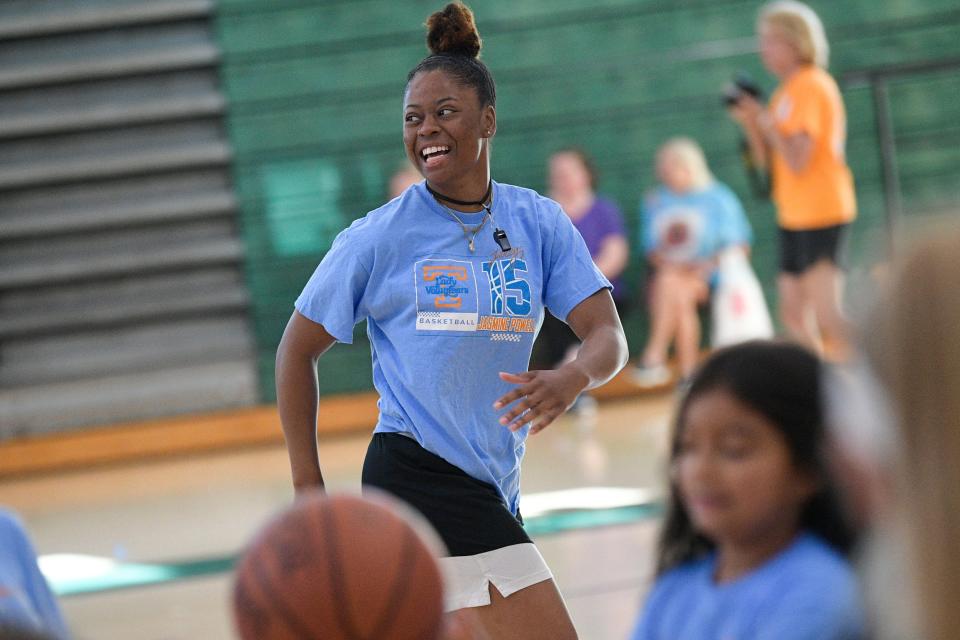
[711,248,774,347]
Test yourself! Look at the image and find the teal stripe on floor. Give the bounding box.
[50,501,663,597]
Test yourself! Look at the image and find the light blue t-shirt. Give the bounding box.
[631,532,865,640]
[296,181,610,513]
[642,182,752,264]
[0,510,70,639]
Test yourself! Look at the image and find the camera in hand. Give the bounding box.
[722,72,771,198]
[722,72,764,107]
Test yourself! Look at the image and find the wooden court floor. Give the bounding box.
[0,393,676,640]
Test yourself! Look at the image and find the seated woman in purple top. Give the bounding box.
[535,148,629,370]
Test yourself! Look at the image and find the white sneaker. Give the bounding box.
[631,363,672,388]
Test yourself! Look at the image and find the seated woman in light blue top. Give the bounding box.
[631,341,865,640]
[633,137,752,388]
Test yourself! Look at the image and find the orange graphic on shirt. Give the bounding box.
[423,265,468,281]
[477,316,535,332]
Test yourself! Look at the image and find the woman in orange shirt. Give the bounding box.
[730,1,855,359]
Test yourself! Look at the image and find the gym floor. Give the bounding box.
[0,393,676,640]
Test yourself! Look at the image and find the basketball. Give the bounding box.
[232,492,446,640]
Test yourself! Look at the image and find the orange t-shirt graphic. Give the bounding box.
[769,65,856,230]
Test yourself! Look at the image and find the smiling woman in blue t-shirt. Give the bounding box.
[274,4,627,639]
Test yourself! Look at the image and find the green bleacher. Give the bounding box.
[214,0,960,400]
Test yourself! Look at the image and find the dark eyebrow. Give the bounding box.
[720,422,758,439]
[405,96,457,110]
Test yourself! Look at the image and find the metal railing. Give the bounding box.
[844,57,960,242]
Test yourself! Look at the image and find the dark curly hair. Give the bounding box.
[406,2,496,108]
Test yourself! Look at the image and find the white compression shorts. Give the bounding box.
[438,542,554,611]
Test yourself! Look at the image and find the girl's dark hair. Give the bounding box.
[406,3,496,107]
[553,147,598,190]
[656,340,857,575]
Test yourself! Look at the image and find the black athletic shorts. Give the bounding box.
[779,223,850,275]
[361,433,531,557]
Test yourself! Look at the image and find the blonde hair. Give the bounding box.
[759,0,829,68]
[864,224,960,640]
[657,137,714,191]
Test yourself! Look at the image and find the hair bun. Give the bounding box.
[426,3,482,59]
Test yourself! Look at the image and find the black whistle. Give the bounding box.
[493,228,511,252]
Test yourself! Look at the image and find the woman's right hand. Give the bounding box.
[727,95,770,169]
[727,94,764,129]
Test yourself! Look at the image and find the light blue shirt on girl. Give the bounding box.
[295,181,610,514]
[642,182,752,264]
[631,532,865,640]
[0,510,70,639]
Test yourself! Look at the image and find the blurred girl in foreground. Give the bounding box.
[632,341,863,639]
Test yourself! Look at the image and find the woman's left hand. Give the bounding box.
[493,366,590,434]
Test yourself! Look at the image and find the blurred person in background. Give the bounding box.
[633,138,752,388]
[728,0,855,360]
[535,149,628,388]
[0,510,69,640]
[827,225,960,640]
[631,341,863,640]
[389,161,423,199]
